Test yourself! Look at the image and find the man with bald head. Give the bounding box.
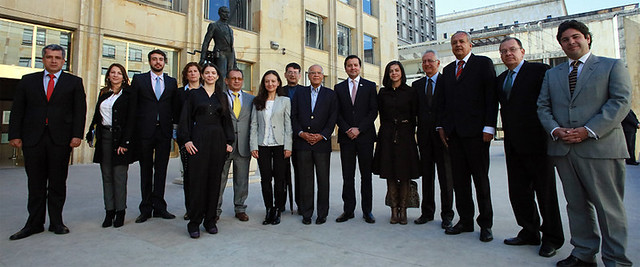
[291,65,338,225]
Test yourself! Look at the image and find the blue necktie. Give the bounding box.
[155,77,162,100]
[503,70,514,99]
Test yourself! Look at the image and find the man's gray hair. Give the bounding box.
[308,64,324,74]
[423,49,438,58]
[452,31,471,42]
[42,44,66,59]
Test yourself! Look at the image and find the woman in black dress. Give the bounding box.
[373,61,420,225]
[177,62,203,220]
[178,63,234,238]
[87,63,136,228]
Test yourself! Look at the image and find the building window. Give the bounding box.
[102,44,116,58]
[36,28,46,45]
[22,29,33,45]
[305,12,323,50]
[339,0,350,4]
[363,34,374,64]
[60,32,70,51]
[337,24,351,57]
[18,57,31,67]
[129,48,142,62]
[205,0,251,30]
[363,0,372,15]
[236,61,253,93]
[132,0,187,13]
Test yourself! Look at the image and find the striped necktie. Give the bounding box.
[569,61,580,95]
[456,60,464,79]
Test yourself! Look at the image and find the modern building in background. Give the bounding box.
[396,0,437,45]
[0,0,399,166]
[436,0,567,41]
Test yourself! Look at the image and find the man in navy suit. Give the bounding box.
[497,37,563,258]
[130,49,180,223]
[291,64,338,225]
[282,62,304,213]
[412,50,454,229]
[9,44,86,240]
[334,55,378,224]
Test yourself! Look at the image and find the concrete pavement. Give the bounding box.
[1,142,639,266]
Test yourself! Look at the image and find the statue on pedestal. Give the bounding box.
[199,6,237,79]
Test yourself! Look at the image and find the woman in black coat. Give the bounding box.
[373,61,420,225]
[87,63,137,228]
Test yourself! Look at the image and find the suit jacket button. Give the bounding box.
[311,116,314,119]
[307,127,311,130]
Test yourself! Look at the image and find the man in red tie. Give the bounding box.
[437,31,498,242]
[8,44,87,240]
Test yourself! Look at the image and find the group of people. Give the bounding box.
[7,19,634,267]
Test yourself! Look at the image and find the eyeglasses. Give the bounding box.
[422,59,439,64]
[309,72,323,75]
[499,47,522,55]
[286,71,299,75]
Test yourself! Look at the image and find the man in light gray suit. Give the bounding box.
[537,20,632,267]
[218,68,254,221]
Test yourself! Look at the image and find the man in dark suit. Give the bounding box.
[497,37,564,257]
[622,110,639,165]
[131,49,180,223]
[291,64,338,225]
[283,62,304,214]
[9,44,86,240]
[538,20,632,267]
[438,31,498,242]
[411,50,454,229]
[334,55,378,224]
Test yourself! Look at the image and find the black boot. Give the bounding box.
[271,209,281,225]
[113,210,125,228]
[103,210,115,227]
[263,208,273,225]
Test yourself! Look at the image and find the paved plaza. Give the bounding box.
[1,142,639,266]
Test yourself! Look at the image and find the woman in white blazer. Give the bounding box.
[250,70,292,225]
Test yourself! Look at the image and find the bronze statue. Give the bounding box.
[199,6,237,79]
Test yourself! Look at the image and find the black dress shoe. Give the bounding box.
[441,219,453,229]
[315,217,327,225]
[302,217,312,225]
[627,160,640,165]
[153,210,176,219]
[556,255,596,267]
[135,214,151,223]
[206,225,218,234]
[479,228,493,242]
[9,226,44,240]
[539,244,557,257]
[189,231,200,239]
[271,210,281,225]
[444,223,473,235]
[504,236,541,246]
[336,213,354,223]
[363,213,376,224]
[414,215,434,225]
[183,213,189,220]
[48,224,70,235]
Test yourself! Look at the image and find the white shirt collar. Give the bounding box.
[569,51,591,66]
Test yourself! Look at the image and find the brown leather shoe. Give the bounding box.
[235,212,249,221]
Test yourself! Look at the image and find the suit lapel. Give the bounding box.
[457,54,473,82]
[554,63,571,100]
[48,71,67,102]
[240,91,251,116]
[142,72,155,100]
[572,55,598,101]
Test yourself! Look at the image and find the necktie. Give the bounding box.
[503,70,514,100]
[154,76,162,100]
[46,74,55,101]
[456,60,464,79]
[350,79,357,105]
[426,78,433,106]
[233,92,241,118]
[568,61,580,95]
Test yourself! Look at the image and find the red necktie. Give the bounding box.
[47,73,55,101]
[456,60,464,79]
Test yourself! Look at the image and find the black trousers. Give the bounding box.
[179,146,190,213]
[339,141,374,215]
[285,151,301,211]
[138,126,171,215]
[257,146,287,209]
[624,130,637,162]
[418,131,454,221]
[296,150,330,219]
[505,143,564,247]
[448,135,493,229]
[22,127,72,228]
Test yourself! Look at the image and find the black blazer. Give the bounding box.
[291,85,338,152]
[87,87,137,164]
[9,71,86,147]
[413,73,444,146]
[622,110,639,134]
[438,54,498,138]
[497,61,550,155]
[130,72,180,139]
[334,78,378,144]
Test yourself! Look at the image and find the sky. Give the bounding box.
[435,0,639,16]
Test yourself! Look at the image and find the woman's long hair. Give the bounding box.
[382,61,406,89]
[101,63,129,96]
[201,62,228,112]
[253,70,285,111]
[181,62,203,87]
